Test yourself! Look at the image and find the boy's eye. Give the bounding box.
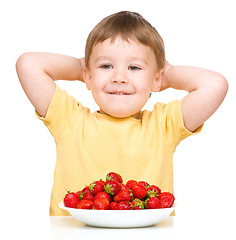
[128,65,141,71]
[100,64,113,69]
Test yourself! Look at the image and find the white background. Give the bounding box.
[1,0,236,239]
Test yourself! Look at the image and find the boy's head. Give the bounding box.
[85,11,165,71]
[83,11,165,119]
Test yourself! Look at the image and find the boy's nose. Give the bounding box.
[111,69,128,83]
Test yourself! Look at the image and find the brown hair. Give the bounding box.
[85,11,165,71]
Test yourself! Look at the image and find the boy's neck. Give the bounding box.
[98,109,141,120]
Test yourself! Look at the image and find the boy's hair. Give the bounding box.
[85,11,165,71]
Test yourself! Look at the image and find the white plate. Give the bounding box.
[58,201,174,228]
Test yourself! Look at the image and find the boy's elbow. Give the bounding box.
[212,73,228,101]
[16,52,34,68]
[16,53,28,70]
[217,74,228,97]
[16,53,36,77]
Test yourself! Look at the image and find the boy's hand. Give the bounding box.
[161,62,228,132]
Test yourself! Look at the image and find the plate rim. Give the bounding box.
[58,201,175,212]
[58,201,175,228]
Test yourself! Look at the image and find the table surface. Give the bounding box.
[49,214,236,240]
[4,211,236,240]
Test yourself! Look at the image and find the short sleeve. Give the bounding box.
[169,99,203,144]
[153,98,203,148]
[35,84,83,143]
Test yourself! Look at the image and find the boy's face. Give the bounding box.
[84,37,163,119]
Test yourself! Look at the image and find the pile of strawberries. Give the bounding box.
[63,172,175,210]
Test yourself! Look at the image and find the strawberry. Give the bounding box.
[114,189,132,202]
[131,182,147,199]
[78,186,94,201]
[138,181,150,189]
[64,192,80,208]
[89,180,105,196]
[158,192,175,208]
[104,180,121,196]
[81,186,91,193]
[106,172,123,183]
[116,201,132,210]
[126,180,137,189]
[76,189,83,199]
[131,198,145,210]
[150,185,161,194]
[80,191,94,201]
[76,200,93,209]
[94,191,111,203]
[146,185,161,198]
[120,183,129,191]
[109,201,118,210]
[76,190,82,195]
[93,198,109,210]
[145,197,162,209]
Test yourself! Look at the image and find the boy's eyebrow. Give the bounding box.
[94,56,147,64]
[129,57,147,65]
[94,56,112,63]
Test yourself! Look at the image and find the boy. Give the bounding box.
[16,11,228,216]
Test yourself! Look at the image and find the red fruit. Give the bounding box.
[64,192,80,208]
[81,186,91,193]
[80,190,94,201]
[109,201,118,210]
[126,180,137,189]
[104,180,121,196]
[94,191,111,203]
[138,181,150,189]
[93,198,109,210]
[76,190,82,195]
[131,182,147,199]
[114,189,132,202]
[150,185,161,194]
[146,185,161,198]
[77,186,94,201]
[116,201,132,210]
[145,197,162,209]
[89,180,105,196]
[76,200,93,209]
[158,192,175,208]
[131,198,145,210]
[106,172,123,183]
[120,183,129,191]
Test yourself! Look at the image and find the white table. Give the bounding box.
[4,210,235,240]
[49,213,235,240]
[50,216,175,240]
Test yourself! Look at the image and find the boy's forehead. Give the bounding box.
[95,36,142,48]
[92,37,153,60]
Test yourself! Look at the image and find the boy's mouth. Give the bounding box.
[105,85,135,95]
[109,91,131,95]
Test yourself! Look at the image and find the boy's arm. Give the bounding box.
[16,52,85,118]
[161,61,228,132]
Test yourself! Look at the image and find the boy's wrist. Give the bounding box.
[78,57,85,82]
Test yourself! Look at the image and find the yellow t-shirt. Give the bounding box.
[36,84,202,216]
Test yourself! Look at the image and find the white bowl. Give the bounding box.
[58,201,174,228]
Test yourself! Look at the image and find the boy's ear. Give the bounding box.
[151,68,164,92]
[83,67,91,90]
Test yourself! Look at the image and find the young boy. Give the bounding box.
[16,11,228,216]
